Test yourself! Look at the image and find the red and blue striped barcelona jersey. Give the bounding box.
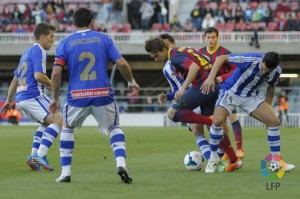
[198,44,236,78]
[168,47,211,87]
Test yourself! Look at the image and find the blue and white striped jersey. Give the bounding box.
[14,43,47,102]
[162,60,184,100]
[222,52,282,97]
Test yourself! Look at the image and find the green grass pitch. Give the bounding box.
[0,126,299,199]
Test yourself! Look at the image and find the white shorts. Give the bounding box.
[63,101,120,136]
[16,94,50,123]
[216,89,264,115]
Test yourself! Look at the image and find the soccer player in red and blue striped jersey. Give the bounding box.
[145,38,215,126]
[145,37,241,171]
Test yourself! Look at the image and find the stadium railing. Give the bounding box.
[164,113,300,127]
[0,32,300,44]
[1,86,300,127]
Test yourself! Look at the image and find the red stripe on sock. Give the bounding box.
[220,133,238,164]
[174,110,212,126]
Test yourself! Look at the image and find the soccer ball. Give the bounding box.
[269,162,280,172]
[184,151,204,171]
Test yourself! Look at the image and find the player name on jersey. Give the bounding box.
[71,88,109,99]
[69,37,101,46]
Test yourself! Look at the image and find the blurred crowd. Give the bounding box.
[0,0,101,33]
[171,0,300,33]
[0,0,299,33]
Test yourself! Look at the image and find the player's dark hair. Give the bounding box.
[263,52,280,69]
[145,37,167,53]
[33,22,56,40]
[159,33,175,43]
[73,8,94,28]
[204,27,219,37]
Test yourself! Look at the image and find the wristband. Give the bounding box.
[128,79,136,86]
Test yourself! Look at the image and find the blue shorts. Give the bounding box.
[171,85,219,116]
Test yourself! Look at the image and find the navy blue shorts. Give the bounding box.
[171,85,219,116]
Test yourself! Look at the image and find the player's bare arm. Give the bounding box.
[49,66,63,115]
[174,63,199,100]
[201,55,229,94]
[116,57,140,96]
[34,72,51,90]
[265,85,275,105]
[0,76,18,114]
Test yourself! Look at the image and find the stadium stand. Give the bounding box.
[0,0,299,34]
[1,0,300,125]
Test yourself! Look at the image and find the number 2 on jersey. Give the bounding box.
[79,52,96,81]
[18,61,28,85]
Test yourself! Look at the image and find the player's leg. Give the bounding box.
[228,111,244,159]
[168,108,212,126]
[205,88,242,172]
[284,109,289,125]
[250,101,281,154]
[191,123,228,172]
[29,95,62,171]
[38,111,62,156]
[25,125,45,171]
[250,101,295,171]
[56,105,90,182]
[17,96,59,171]
[219,123,243,172]
[206,126,228,159]
[188,107,211,161]
[205,106,228,173]
[92,102,132,184]
[168,87,218,126]
[190,124,211,160]
[30,126,45,156]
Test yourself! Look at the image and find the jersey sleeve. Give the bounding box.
[163,61,184,101]
[54,41,66,67]
[13,68,18,77]
[228,52,263,71]
[170,53,193,73]
[164,72,179,101]
[219,72,232,82]
[105,36,122,62]
[32,48,44,73]
[268,66,282,86]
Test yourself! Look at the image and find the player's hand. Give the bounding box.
[128,83,139,96]
[128,79,139,96]
[0,101,13,115]
[49,99,60,117]
[174,87,185,100]
[158,93,167,104]
[201,77,215,95]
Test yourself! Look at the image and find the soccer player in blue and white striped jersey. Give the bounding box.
[199,27,244,160]
[1,23,62,172]
[50,8,139,183]
[202,52,295,173]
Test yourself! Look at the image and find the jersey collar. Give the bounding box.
[167,48,172,60]
[33,43,45,50]
[75,29,91,33]
[207,44,220,54]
